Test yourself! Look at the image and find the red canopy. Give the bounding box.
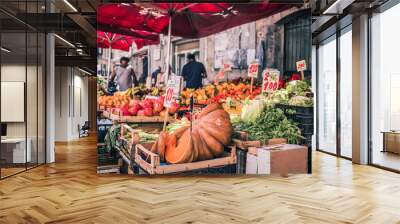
[98,3,295,39]
[97,31,159,50]
[98,24,160,42]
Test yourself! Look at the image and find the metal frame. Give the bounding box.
[315,23,353,161]
[0,0,47,180]
[367,0,400,172]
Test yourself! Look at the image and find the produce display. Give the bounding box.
[266,80,313,107]
[99,94,179,117]
[180,82,261,106]
[150,103,233,164]
[99,72,314,175]
[98,85,164,110]
[234,107,302,144]
[97,76,106,97]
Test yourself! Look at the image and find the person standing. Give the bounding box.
[181,54,207,89]
[110,57,137,92]
[151,66,162,87]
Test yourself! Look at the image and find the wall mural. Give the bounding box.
[97,3,313,176]
[214,23,254,69]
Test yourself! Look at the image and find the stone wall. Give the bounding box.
[131,7,301,82]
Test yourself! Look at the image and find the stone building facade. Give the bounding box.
[129,6,309,83]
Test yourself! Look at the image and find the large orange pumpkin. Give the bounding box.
[153,103,233,164]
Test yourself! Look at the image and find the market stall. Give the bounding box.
[98,74,314,175]
[97,3,313,175]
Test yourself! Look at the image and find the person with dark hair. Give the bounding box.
[181,53,207,89]
[110,56,137,91]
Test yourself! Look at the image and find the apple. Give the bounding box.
[128,107,138,116]
[120,102,130,116]
[143,107,153,116]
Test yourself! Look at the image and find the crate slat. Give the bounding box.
[135,144,237,175]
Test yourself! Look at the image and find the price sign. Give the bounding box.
[167,75,183,98]
[164,87,174,108]
[262,69,280,93]
[248,61,259,78]
[296,60,307,72]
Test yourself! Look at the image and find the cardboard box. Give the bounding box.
[245,144,308,175]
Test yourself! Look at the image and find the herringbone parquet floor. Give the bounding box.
[1,135,400,224]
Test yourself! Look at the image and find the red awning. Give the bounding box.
[97,31,159,51]
[98,3,295,39]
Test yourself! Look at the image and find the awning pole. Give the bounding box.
[165,15,172,84]
[107,45,112,79]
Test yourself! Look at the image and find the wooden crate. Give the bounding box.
[135,144,237,175]
[103,108,176,123]
[233,131,286,151]
[119,124,157,152]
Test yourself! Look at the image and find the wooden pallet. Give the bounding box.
[97,163,121,174]
[135,144,237,175]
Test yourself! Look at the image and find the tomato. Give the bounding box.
[137,109,145,116]
[143,107,153,116]
[153,101,164,113]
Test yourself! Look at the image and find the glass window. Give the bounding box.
[0,0,46,179]
[371,3,400,171]
[339,28,352,158]
[317,36,337,154]
[1,31,28,178]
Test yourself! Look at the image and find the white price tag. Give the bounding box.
[296,60,307,72]
[167,75,183,98]
[248,61,259,78]
[262,69,280,93]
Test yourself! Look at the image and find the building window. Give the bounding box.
[370,3,400,171]
[317,35,337,155]
[339,27,352,158]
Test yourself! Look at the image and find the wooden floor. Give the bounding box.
[1,136,400,223]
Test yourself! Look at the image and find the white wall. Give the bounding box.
[54,67,89,141]
[1,63,46,164]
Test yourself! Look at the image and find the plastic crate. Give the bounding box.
[236,149,247,174]
[98,145,119,166]
[299,124,314,134]
[97,124,113,143]
[98,153,119,166]
[276,104,313,116]
[294,115,313,125]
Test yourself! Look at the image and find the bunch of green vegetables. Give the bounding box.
[166,118,189,132]
[286,80,311,97]
[270,89,289,104]
[234,107,302,144]
[288,96,313,107]
[104,124,121,153]
[137,131,158,143]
